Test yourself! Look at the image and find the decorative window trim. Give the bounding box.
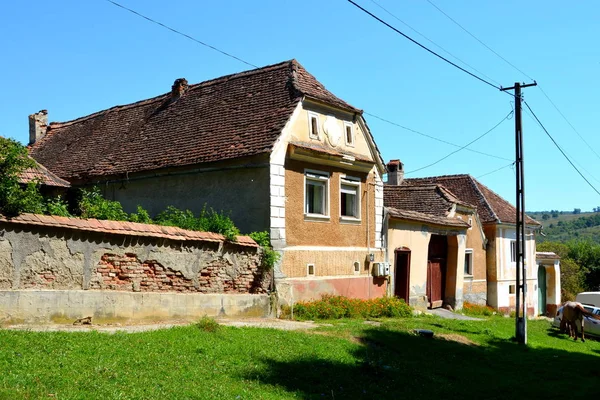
[353,261,361,274]
[308,112,320,140]
[468,217,473,230]
[307,263,315,276]
[340,175,361,222]
[464,248,474,276]
[344,121,355,147]
[304,169,330,220]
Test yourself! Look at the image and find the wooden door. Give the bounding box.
[427,258,445,309]
[394,249,411,303]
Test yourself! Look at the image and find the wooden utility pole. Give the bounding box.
[500,81,536,344]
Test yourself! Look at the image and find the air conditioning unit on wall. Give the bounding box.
[372,262,390,277]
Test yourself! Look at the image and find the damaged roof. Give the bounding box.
[29,60,360,182]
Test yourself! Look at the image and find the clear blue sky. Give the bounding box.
[1,0,599,212]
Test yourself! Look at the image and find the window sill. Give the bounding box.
[464,274,474,279]
[304,214,330,223]
[340,216,361,224]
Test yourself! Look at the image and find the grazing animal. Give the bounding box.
[560,301,600,342]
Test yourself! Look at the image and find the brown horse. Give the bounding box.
[559,301,600,342]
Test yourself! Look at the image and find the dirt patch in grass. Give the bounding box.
[437,333,480,346]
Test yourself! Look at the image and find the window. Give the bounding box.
[305,171,329,217]
[464,249,473,275]
[344,122,354,146]
[308,112,320,139]
[509,284,516,294]
[510,240,517,262]
[468,217,473,230]
[340,177,360,219]
[307,263,315,276]
[353,261,361,274]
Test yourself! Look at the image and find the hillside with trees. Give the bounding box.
[529,210,600,244]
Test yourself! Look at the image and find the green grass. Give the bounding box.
[0,316,599,399]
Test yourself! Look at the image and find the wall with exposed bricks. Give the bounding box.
[0,214,270,324]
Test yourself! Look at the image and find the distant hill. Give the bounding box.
[528,211,600,244]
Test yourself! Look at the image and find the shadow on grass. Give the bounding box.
[245,328,600,399]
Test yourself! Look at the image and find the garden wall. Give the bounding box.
[0,214,270,324]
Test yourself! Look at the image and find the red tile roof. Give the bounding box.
[30,60,359,182]
[403,174,539,225]
[18,158,70,188]
[0,213,258,247]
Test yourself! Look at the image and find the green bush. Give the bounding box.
[45,196,71,217]
[129,205,152,224]
[284,295,413,320]
[0,138,45,216]
[196,316,220,333]
[249,231,280,271]
[78,187,128,221]
[155,206,199,230]
[155,205,239,241]
[462,302,496,317]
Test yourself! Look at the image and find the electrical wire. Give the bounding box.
[476,162,515,179]
[367,0,501,87]
[346,0,501,90]
[364,112,513,162]
[104,0,259,68]
[523,101,600,197]
[406,109,513,174]
[424,0,600,163]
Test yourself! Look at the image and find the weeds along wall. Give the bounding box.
[0,215,271,324]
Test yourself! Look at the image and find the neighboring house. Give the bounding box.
[28,60,387,304]
[19,156,71,196]
[384,159,559,315]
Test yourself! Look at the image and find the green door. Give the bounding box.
[538,265,547,316]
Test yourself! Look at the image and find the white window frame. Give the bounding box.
[308,112,320,140]
[353,261,361,274]
[304,169,330,220]
[307,263,315,276]
[468,217,473,230]
[340,176,361,222]
[464,249,473,276]
[344,121,355,147]
[510,240,517,263]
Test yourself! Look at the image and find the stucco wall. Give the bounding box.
[461,211,487,305]
[98,158,271,235]
[0,220,269,323]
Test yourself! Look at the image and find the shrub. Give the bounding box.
[462,302,496,317]
[155,205,240,241]
[78,187,128,221]
[45,196,71,217]
[196,316,220,332]
[129,205,152,224]
[155,206,199,231]
[285,295,412,320]
[0,137,45,216]
[249,231,280,271]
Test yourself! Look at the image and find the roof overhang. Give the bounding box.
[386,207,470,229]
[288,142,375,173]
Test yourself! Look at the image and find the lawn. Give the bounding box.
[1,316,599,399]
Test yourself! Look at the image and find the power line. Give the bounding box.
[364,112,513,161]
[523,100,600,197]
[406,109,513,174]
[477,162,515,179]
[424,0,600,164]
[346,0,501,90]
[424,0,534,82]
[367,0,501,87]
[103,0,259,69]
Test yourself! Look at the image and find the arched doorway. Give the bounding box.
[538,265,547,316]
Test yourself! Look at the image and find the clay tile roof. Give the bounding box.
[383,184,475,217]
[29,60,359,182]
[403,174,539,226]
[18,157,70,188]
[536,251,560,260]
[386,208,470,228]
[0,214,258,246]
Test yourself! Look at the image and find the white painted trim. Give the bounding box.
[304,168,330,218]
[464,248,474,276]
[340,174,361,220]
[283,246,381,252]
[307,111,320,140]
[343,121,355,147]
[464,278,487,283]
[282,274,374,281]
[307,263,315,276]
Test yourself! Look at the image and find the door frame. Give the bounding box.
[394,247,411,303]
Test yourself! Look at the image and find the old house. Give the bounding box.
[28,60,387,304]
[383,159,560,315]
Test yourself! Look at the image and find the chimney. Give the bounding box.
[29,109,48,145]
[171,78,188,100]
[386,159,404,185]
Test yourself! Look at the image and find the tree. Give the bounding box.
[573,208,581,215]
[542,213,550,220]
[0,137,45,216]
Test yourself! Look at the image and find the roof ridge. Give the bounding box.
[405,173,471,181]
[47,60,296,129]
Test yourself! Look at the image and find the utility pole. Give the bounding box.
[500,81,536,344]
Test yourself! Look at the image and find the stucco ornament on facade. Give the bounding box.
[323,116,342,147]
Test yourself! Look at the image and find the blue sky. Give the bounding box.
[1,0,599,212]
